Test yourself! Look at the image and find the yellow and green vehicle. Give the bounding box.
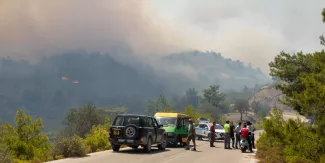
[154,112,191,147]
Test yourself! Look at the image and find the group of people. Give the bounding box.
[222,120,255,153]
[185,119,255,153]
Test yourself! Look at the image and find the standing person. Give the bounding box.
[210,122,216,147]
[230,121,235,148]
[224,120,231,149]
[246,121,253,153]
[185,119,196,151]
[235,122,242,149]
[247,121,255,149]
[240,123,248,140]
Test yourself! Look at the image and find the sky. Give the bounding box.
[0,0,325,73]
[150,0,325,72]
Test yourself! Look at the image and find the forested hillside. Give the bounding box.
[0,50,269,130]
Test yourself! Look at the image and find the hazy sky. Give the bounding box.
[150,0,325,72]
[0,0,324,73]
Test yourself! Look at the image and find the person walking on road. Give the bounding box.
[185,119,196,151]
[224,120,231,149]
[230,121,235,148]
[235,122,242,149]
[210,122,216,147]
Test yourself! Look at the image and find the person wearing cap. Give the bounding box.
[210,122,216,147]
[224,120,231,149]
[185,119,196,151]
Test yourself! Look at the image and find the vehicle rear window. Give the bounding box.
[215,124,224,129]
[113,116,140,126]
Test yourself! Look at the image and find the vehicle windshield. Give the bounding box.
[113,116,140,126]
[215,124,224,129]
[155,117,177,126]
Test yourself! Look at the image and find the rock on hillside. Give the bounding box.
[249,86,295,113]
[248,86,309,123]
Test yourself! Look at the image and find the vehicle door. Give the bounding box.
[152,118,163,143]
[147,117,157,143]
[182,118,189,134]
[202,124,209,137]
[142,117,156,143]
[196,124,204,136]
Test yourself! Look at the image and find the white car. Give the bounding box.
[195,122,225,141]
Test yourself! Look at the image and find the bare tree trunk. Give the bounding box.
[240,111,243,121]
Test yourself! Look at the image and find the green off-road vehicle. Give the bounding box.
[154,112,191,147]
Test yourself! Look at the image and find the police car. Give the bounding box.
[195,122,225,141]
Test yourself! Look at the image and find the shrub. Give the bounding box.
[286,156,315,163]
[0,143,13,163]
[183,105,214,123]
[256,133,285,163]
[0,109,50,162]
[257,107,325,163]
[84,125,110,152]
[52,135,87,158]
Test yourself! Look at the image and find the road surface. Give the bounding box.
[47,139,257,163]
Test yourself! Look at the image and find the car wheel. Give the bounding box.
[241,147,246,153]
[143,137,152,153]
[112,144,121,152]
[158,136,167,150]
[124,124,138,139]
[172,137,178,147]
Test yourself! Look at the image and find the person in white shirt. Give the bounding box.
[247,121,255,149]
[235,122,242,149]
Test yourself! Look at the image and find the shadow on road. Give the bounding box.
[197,139,224,143]
[116,148,171,155]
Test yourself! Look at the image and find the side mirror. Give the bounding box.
[159,124,163,128]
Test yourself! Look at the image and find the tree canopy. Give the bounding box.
[0,109,50,161]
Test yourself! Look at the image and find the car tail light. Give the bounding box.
[140,130,145,137]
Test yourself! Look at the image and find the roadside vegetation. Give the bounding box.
[256,8,325,163]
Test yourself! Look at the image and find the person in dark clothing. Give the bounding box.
[246,121,253,153]
[210,122,216,147]
[229,121,235,148]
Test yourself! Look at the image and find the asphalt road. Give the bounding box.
[47,139,257,163]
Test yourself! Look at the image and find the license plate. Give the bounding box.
[181,138,187,142]
[113,130,119,135]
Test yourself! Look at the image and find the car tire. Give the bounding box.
[158,136,167,150]
[241,147,246,153]
[172,136,178,147]
[124,124,138,139]
[112,144,120,152]
[143,137,152,153]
